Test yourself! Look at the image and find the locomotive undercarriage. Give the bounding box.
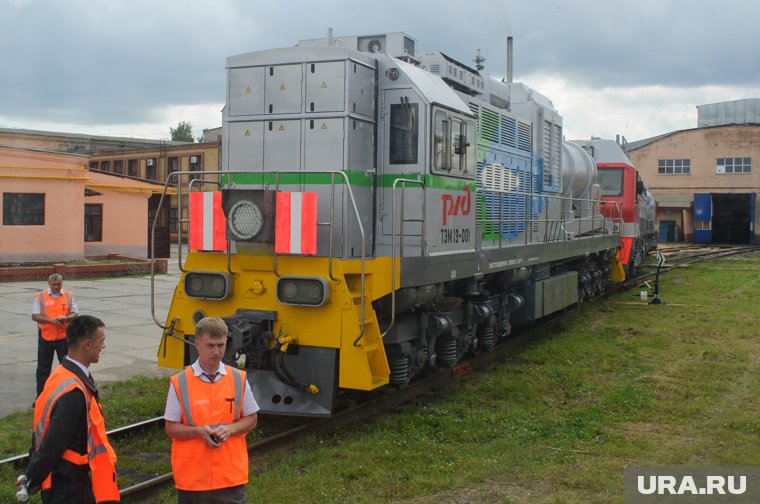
[377,254,613,387]
[206,252,613,415]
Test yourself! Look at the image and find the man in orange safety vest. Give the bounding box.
[32,273,79,396]
[17,315,119,503]
[164,317,259,503]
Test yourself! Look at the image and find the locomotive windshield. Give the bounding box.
[597,168,624,197]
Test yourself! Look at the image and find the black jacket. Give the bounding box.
[26,358,99,493]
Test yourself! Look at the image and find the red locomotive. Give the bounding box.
[573,139,657,276]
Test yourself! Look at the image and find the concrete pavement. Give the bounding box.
[0,257,183,417]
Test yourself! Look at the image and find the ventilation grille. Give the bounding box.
[478,109,531,152]
[476,161,532,239]
[467,102,480,118]
[517,122,532,152]
[535,264,550,281]
[542,120,562,191]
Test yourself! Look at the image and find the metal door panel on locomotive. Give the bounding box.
[155,32,651,417]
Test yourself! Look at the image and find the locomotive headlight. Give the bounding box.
[276,276,330,306]
[184,271,233,300]
[228,200,264,240]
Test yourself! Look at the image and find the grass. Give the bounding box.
[1,252,759,503]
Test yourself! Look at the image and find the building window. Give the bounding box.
[146,158,157,180]
[113,160,124,174]
[84,204,103,242]
[89,161,98,170]
[189,155,202,167]
[658,159,690,175]
[168,156,179,174]
[3,193,45,225]
[717,157,751,174]
[100,160,110,172]
[189,154,202,182]
[127,159,138,177]
[170,207,178,232]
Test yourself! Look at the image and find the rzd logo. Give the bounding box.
[441,186,471,225]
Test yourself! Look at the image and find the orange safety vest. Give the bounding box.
[33,364,120,502]
[36,289,73,341]
[169,365,248,491]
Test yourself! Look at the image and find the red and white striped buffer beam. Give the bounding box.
[189,191,227,252]
[275,192,317,255]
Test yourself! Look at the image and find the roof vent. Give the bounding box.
[358,36,385,54]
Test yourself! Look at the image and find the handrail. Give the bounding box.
[381,178,426,339]
[150,172,181,329]
[182,178,225,273]
[272,171,342,283]
[151,170,232,329]
[474,186,622,246]
[149,169,368,343]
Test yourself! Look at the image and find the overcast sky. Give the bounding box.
[2,0,759,143]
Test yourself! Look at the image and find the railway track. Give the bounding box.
[118,311,568,503]
[4,244,756,501]
[628,244,758,288]
[0,416,165,469]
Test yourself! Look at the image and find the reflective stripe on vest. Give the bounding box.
[176,370,195,426]
[35,376,85,446]
[37,290,72,317]
[175,365,244,425]
[36,290,72,341]
[33,366,120,502]
[62,448,88,465]
[170,365,248,491]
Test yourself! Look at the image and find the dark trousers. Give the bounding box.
[36,331,68,397]
[177,485,247,504]
[40,466,95,504]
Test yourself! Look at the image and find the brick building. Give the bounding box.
[0,127,222,247]
[626,99,760,244]
[88,141,221,242]
[0,145,165,263]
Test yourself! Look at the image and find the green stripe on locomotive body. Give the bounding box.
[222,171,374,187]
[223,171,475,191]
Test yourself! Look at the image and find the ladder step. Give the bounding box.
[363,342,380,352]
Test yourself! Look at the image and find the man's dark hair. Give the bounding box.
[66,315,105,346]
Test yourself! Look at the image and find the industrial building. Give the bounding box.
[0,128,221,259]
[88,141,221,249]
[0,145,164,263]
[626,99,760,244]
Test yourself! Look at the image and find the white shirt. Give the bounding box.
[65,355,90,378]
[164,360,259,423]
[32,288,80,315]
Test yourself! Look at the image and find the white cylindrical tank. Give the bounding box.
[562,141,597,200]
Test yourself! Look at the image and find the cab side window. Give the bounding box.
[432,108,475,179]
[434,110,450,171]
[390,101,419,164]
[450,117,463,173]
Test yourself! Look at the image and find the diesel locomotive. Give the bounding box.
[155,32,637,417]
[573,138,657,276]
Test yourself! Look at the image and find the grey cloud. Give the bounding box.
[1,0,758,131]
